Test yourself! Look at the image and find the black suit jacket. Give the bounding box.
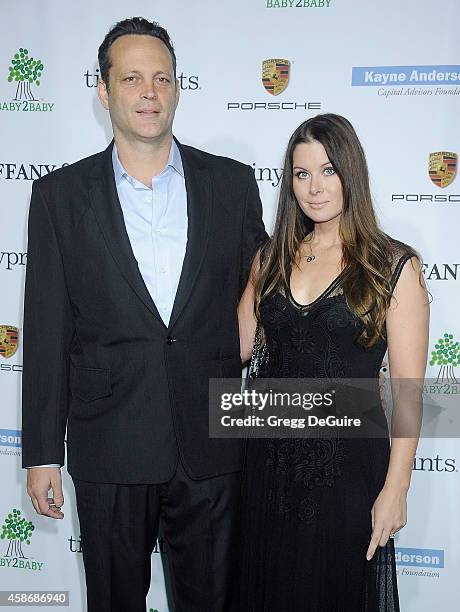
[21,139,267,483]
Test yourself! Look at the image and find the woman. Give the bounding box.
[238,114,429,611]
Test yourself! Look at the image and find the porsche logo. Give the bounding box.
[429,152,458,188]
[262,59,290,96]
[0,326,19,359]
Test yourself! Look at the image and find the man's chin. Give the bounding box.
[133,128,169,143]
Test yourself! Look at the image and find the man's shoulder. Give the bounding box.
[180,142,251,176]
[33,147,108,193]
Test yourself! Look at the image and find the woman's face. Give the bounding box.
[292,140,343,225]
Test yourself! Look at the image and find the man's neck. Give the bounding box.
[114,134,173,187]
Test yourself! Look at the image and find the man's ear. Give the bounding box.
[97,78,109,110]
[175,78,180,108]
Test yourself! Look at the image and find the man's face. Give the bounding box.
[98,34,179,146]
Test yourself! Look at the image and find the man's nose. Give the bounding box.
[141,81,158,100]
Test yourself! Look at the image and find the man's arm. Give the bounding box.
[238,250,260,365]
[22,180,75,517]
[238,167,268,299]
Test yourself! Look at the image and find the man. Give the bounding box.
[22,17,266,612]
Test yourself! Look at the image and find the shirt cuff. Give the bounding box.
[26,464,61,468]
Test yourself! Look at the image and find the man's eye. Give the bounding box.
[124,76,135,82]
[158,76,170,83]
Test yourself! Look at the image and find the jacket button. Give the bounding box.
[166,336,176,345]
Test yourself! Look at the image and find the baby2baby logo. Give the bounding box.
[2,46,54,112]
[424,332,460,397]
[0,509,44,571]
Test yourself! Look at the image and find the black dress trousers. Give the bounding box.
[73,462,241,612]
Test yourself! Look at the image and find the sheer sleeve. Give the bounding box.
[389,240,416,292]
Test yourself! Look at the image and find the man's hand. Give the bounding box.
[26,467,64,519]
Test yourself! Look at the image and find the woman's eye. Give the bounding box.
[294,171,309,179]
[324,166,336,176]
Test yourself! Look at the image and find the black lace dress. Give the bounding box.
[240,243,412,611]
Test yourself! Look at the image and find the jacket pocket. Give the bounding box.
[70,364,112,402]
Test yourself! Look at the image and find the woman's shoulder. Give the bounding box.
[384,236,420,289]
[386,236,418,264]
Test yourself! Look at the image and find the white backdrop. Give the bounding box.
[0,1,459,610]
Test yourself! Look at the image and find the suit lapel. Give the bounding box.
[87,143,165,326]
[168,141,212,330]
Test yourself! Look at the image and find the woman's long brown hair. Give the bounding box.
[254,113,418,347]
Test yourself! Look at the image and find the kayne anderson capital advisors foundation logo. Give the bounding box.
[352,65,460,99]
[0,509,43,571]
[395,547,444,579]
[392,151,459,204]
[0,429,21,458]
[227,58,321,111]
[0,430,21,449]
[2,46,54,112]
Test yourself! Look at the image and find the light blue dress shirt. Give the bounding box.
[112,139,188,327]
[30,140,188,468]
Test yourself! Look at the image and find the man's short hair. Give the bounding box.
[98,17,177,88]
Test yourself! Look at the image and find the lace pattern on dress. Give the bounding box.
[266,438,345,523]
[247,322,268,380]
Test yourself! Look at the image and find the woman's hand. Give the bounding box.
[366,484,407,560]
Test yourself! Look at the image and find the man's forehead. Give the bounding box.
[111,35,169,55]
[109,35,173,70]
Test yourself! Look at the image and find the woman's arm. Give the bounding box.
[238,250,261,365]
[366,257,429,560]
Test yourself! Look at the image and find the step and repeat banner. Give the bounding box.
[1,0,459,610]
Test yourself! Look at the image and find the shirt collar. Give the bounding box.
[112,138,184,187]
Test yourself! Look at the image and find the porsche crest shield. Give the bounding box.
[262,59,290,96]
[0,325,19,359]
[429,152,458,188]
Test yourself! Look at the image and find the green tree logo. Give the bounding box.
[430,332,459,384]
[0,509,34,559]
[7,48,44,101]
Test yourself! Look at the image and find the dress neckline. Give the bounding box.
[287,264,347,309]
